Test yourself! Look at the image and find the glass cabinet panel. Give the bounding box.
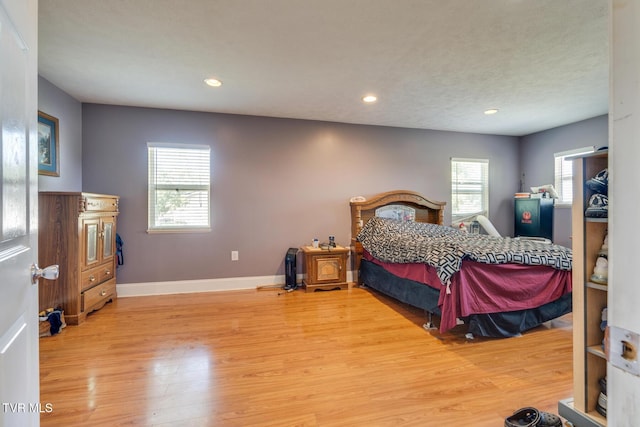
[103,221,113,258]
[86,223,98,263]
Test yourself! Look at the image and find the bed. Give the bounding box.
[350,190,572,338]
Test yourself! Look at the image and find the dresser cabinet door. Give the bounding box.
[81,215,117,269]
[101,216,116,261]
[82,217,100,269]
[314,256,343,283]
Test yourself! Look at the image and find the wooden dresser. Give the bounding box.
[39,192,119,325]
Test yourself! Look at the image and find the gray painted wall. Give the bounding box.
[81,104,519,284]
[519,115,608,247]
[36,80,607,285]
[37,76,83,191]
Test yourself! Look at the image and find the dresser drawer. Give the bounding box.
[82,279,116,313]
[81,263,115,291]
[81,195,119,212]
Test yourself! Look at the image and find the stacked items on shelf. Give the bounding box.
[586,168,609,286]
[588,166,609,423]
[585,168,608,218]
[598,305,608,417]
[591,234,608,285]
[597,375,607,418]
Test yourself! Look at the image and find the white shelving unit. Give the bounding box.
[559,150,608,427]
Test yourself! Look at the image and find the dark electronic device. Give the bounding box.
[284,248,298,291]
[514,197,554,241]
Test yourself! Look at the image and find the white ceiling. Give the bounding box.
[38,0,609,137]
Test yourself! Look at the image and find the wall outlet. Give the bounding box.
[231,251,239,261]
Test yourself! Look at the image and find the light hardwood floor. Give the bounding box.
[39,286,573,426]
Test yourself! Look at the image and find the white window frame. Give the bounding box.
[451,158,489,225]
[147,142,211,233]
[554,146,595,207]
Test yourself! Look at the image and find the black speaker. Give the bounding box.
[284,248,297,290]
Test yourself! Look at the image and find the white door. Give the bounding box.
[0,0,40,426]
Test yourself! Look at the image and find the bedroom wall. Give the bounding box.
[81,104,520,285]
[519,115,608,248]
[37,76,83,191]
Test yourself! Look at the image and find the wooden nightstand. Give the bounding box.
[301,245,349,292]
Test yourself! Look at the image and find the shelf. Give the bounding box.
[585,217,608,223]
[586,410,607,426]
[586,345,606,359]
[559,398,606,427]
[586,281,609,291]
[565,150,609,427]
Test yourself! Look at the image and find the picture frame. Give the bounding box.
[37,111,60,176]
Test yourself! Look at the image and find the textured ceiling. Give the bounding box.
[38,0,609,136]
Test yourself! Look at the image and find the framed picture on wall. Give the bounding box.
[37,111,60,176]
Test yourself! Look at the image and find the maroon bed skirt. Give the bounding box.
[363,251,572,333]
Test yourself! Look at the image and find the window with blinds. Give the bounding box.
[451,158,489,224]
[148,143,211,232]
[554,146,595,207]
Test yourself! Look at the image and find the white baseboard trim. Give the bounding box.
[117,271,354,297]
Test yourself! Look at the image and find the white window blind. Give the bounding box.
[148,143,211,232]
[451,158,489,223]
[554,146,595,206]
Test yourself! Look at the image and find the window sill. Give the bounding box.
[147,228,211,234]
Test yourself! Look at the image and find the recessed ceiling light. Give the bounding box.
[484,108,499,115]
[204,78,222,87]
[362,95,377,103]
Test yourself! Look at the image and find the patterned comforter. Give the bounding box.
[357,217,572,286]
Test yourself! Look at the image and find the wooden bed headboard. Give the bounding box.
[349,190,446,283]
